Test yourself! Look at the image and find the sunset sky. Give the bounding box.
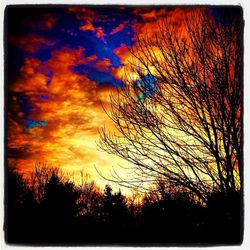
[6,6,226,192]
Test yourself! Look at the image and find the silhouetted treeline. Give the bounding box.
[5,167,242,245]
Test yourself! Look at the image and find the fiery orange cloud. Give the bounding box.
[110,22,127,35]
[80,20,95,32]
[95,27,105,39]
[111,44,132,80]
[132,7,193,35]
[9,34,52,53]
[79,21,105,40]
[86,55,98,63]
[11,57,48,93]
[80,22,105,40]
[113,9,207,105]
[69,8,106,40]
[133,8,167,22]
[8,46,130,192]
[114,43,130,65]
[95,58,111,72]
[111,8,199,82]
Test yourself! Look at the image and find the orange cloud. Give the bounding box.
[112,8,200,82]
[111,44,132,80]
[95,27,105,39]
[95,58,111,72]
[110,22,126,35]
[11,57,48,93]
[114,44,130,64]
[85,55,98,63]
[80,21,95,32]
[80,22,105,40]
[9,34,51,53]
[133,8,167,22]
[132,7,202,41]
[8,46,128,192]
[69,7,106,40]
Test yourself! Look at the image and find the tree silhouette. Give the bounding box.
[77,179,102,217]
[100,185,129,226]
[41,172,80,221]
[98,8,242,203]
[30,162,57,202]
[5,165,242,244]
[5,168,37,243]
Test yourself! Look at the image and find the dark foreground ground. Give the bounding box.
[5,168,243,246]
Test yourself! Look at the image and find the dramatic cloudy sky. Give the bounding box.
[6,6,226,191]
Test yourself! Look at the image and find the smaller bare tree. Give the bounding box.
[30,162,59,202]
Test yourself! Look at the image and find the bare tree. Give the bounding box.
[98,9,242,203]
[30,162,59,202]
